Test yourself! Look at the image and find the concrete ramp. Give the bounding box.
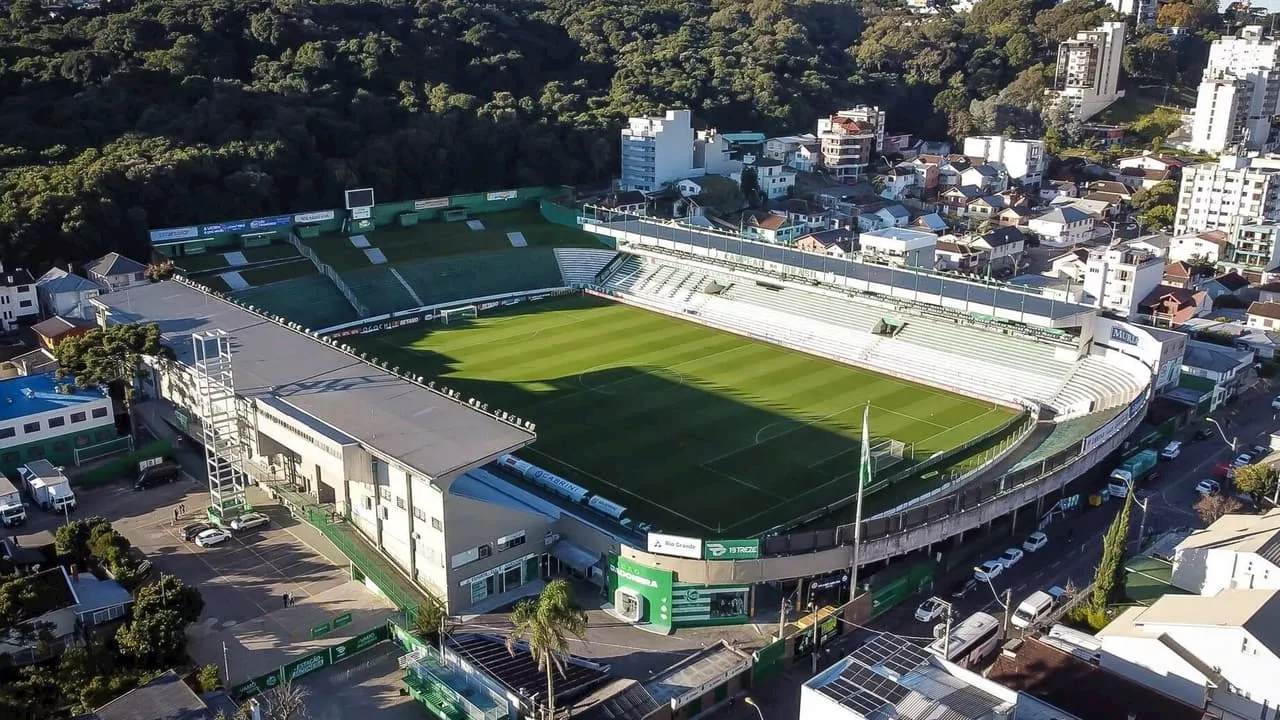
[507,231,528,248]
[219,271,250,291]
[466,219,486,231]
[223,251,248,266]
[349,235,371,248]
[363,248,388,265]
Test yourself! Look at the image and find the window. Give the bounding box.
[18,300,31,308]
[379,487,390,501]
[478,544,492,559]
[70,411,86,423]
[16,285,29,293]
[395,496,405,510]
[0,427,14,439]
[22,421,38,434]
[91,407,108,419]
[497,530,527,553]
[363,497,373,511]
[48,416,65,428]
[431,517,443,531]
[413,507,427,522]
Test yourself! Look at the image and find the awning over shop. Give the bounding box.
[550,540,603,582]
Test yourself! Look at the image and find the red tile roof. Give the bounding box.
[987,637,1201,720]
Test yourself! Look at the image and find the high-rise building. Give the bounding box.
[961,136,1047,186]
[1110,0,1157,27]
[620,110,697,192]
[816,106,885,181]
[1189,26,1280,154]
[1174,155,1280,235]
[1046,22,1127,121]
[1082,245,1165,318]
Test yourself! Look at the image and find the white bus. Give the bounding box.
[927,611,1001,668]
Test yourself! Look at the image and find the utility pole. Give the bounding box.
[810,600,821,674]
[1002,589,1013,636]
[778,594,788,641]
[222,641,231,688]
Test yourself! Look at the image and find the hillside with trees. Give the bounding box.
[0,0,1220,271]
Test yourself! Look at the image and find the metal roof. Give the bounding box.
[96,281,534,481]
[585,216,1093,322]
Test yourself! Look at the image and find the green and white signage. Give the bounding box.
[672,582,751,626]
[607,553,674,633]
[703,539,760,561]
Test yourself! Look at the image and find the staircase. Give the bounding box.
[283,230,369,317]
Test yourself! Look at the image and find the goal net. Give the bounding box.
[869,438,909,473]
[440,305,478,324]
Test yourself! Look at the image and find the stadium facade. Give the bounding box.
[100,202,1183,626]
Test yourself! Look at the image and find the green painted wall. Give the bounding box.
[0,423,118,473]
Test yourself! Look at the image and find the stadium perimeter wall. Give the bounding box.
[619,392,1146,585]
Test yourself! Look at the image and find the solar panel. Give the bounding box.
[851,634,932,676]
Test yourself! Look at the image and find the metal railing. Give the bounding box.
[283,230,370,317]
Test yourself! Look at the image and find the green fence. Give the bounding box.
[68,439,173,488]
[72,435,135,466]
[228,624,390,700]
[305,508,434,620]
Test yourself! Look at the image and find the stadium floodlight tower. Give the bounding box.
[191,330,248,525]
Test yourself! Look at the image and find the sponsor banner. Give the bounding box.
[501,297,523,307]
[149,226,199,243]
[247,215,294,231]
[294,210,336,224]
[531,294,551,302]
[477,301,502,311]
[201,220,249,235]
[415,197,450,210]
[350,218,375,232]
[608,554,673,630]
[283,649,331,683]
[330,627,385,665]
[229,669,281,700]
[352,206,372,220]
[1110,325,1139,346]
[310,621,331,638]
[487,190,518,201]
[703,539,760,561]
[671,583,750,624]
[647,532,702,560]
[328,315,421,339]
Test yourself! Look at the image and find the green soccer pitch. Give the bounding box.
[350,295,1018,537]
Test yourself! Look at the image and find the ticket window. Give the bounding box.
[615,588,643,623]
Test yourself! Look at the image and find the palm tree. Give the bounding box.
[505,580,588,720]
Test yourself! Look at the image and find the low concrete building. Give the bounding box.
[85,252,148,292]
[858,227,936,268]
[1173,510,1280,596]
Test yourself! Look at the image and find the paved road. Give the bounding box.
[715,387,1278,719]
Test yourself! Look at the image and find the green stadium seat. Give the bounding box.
[394,249,565,307]
[231,274,358,330]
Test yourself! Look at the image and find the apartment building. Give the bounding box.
[1174,155,1280,235]
[961,136,1047,186]
[1082,245,1165,318]
[1047,22,1127,121]
[816,106,885,180]
[1190,26,1280,154]
[0,265,39,332]
[1110,0,1157,26]
[1231,222,1280,270]
[620,110,697,192]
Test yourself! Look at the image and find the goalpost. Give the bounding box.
[440,305,478,324]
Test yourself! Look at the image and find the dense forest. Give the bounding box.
[0,0,1220,271]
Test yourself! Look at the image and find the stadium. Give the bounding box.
[110,186,1171,630]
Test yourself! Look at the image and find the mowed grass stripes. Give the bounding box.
[352,296,1015,536]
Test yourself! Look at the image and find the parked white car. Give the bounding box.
[195,528,231,547]
[1233,453,1254,468]
[1022,532,1048,553]
[1159,441,1181,460]
[974,560,1004,582]
[1195,479,1220,496]
[915,598,946,622]
[999,548,1025,568]
[230,512,269,531]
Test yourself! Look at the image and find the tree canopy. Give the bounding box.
[54,322,171,395]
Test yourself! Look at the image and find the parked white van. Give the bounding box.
[1011,589,1057,629]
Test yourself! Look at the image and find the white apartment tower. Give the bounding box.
[961,136,1047,186]
[1110,0,1157,27]
[1083,245,1165,318]
[620,110,697,192]
[1189,26,1280,154]
[1047,22,1127,121]
[1174,155,1280,235]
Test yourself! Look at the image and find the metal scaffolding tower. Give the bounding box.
[191,330,248,524]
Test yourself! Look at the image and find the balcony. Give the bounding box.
[404,648,506,720]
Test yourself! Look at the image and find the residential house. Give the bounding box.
[1008,274,1088,302]
[858,227,937,267]
[939,185,982,219]
[1096,589,1280,720]
[1052,195,1112,221]
[1172,510,1280,596]
[969,227,1027,270]
[816,106,884,180]
[1117,152,1184,176]
[933,240,983,272]
[1247,301,1280,330]
[959,164,1005,192]
[996,205,1033,228]
[1163,261,1200,289]
[1040,179,1079,203]
[1138,284,1211,325]
[855,202,910,232]
[35,267,99,321]
[1168,229,1231,264]
[85,253,147,293]
[741,213,805,245]
[794,229,855,259]
[908,160,941,195]
[911,213,949,234]
[1085,180,1135,202]
[1261,280,1280,302]
[1115,165,1177,190]
[988,635,1202,720]
[882,132,913,153]
[31,317,93,351]
[734,158,796,200]
[695,129,763,176]
[876,166,916,199]
[917,140,952,156]
[965,195,1006,222]
[961,136,1047,186]
[600,190,648,215]
[914,154,962,188]
[764,134,818,165]
[1082,245,1165,317]
[0,266,39,332]
[1029,206,1095,247]
[1048,248,1090,281]
[674,178,704,198]
[776,199,831,232]
[91,669,221,720]
[1083,192,1126,216]
[1126,233,1171,258]
[1180,339,1255,410]
[1197,271,1251,302]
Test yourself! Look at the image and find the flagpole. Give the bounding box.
[850,403,870,603]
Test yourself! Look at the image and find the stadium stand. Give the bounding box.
[232,274,358,330]
[554,248,618,286]
[340,266,420,317]
[600,253,1149,416]
[394,248,565,307]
